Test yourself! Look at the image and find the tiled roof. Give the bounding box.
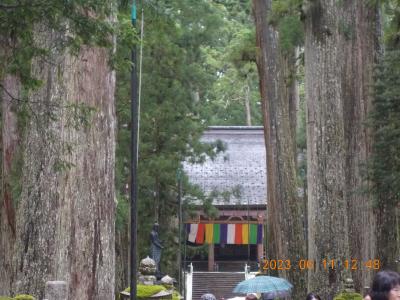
[183,126,267,206]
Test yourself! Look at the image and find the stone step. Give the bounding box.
[192,272,245,300]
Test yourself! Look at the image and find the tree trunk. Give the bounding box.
[0,74,20,295]
[115,226,130,294]
[342,1,380,290]
[304,0,379,297]
[0,19,116,299]
[289,48,300,162]
[253,1,306,299]
[244,84,252,126]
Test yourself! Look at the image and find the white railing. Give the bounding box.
[245,264,250,280]
[186,263,193,300]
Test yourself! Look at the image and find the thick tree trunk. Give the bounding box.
[253,0,306,299]
[342,2,380,290]
[0,75,20,295]
[304,0,379,297]
[0,19,116,299]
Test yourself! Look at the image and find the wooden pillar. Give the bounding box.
[208,243,214,272]
[257,218,265,261]
[257,243,264,261]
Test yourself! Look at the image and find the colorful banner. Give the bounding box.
[187,223,263,245]
[242,224,249,244]
[220,224,227,244]
[213,223,220,244]
[257,223,263,244]
[188,224,198,243]
[205,224,213,244]
[227,224,235,244]
[195,223,205,244]
[235,224,243,244]
[249,224,257,244]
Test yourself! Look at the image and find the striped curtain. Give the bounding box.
[186,223,263,245]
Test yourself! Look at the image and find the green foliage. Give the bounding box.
[269,0,304,55]
[226,28,257,67]
[136,284,166,298]
[172,290,181,300]
[0,0,118,89]
[115,0,227,277]
[333,292,362,300]
[278,16,304,54]
[14,295,35,300]
[116,195,129,232]
[111,12,139,72]
[123,285,166,298]
[380,0,400,49]
[200,4,261,126]
[367,50,400,207]
[122,284,181,300]
[270,0,303,23]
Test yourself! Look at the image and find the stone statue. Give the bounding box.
[150,222,164,274]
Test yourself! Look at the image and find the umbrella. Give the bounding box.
[233,276,293,295]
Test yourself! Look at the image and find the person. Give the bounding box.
[150,222,164,274]
[246,293,258,300]
[364,294,372,300]
[306,292,322,300]
[201,293,216,300]
[370,270,400,300]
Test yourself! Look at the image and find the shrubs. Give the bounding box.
[334,292,363,300]
[124,285,167,298]
[172,290,181,300]
[122,284,182,300]
[137,285,167,298]
[14,296,35,300]
[0,296,35,300]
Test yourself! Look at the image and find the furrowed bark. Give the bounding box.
[304,0,380,297]
[0,74,20,295]
[253,1,306,299]
[0,11,116,299]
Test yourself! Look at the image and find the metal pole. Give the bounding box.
[177,169,183,295]
[130,1,138,300]
[247,197,250,267]
[183,221,187,300]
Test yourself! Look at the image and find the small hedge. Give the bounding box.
[124,285,167,299]
[0,295,35,300]
[122,284,182,300]
[172,290,181,300]
[334,292,363,300]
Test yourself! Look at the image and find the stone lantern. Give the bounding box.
[138,256,157,285]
